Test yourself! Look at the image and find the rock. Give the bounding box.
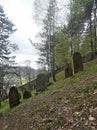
[89,115,96,121]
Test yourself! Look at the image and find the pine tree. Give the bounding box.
[39,0,58,81]
[0,5,17,87]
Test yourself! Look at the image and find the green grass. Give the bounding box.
[42,71,65,94]
[0,91,34,115]
[40,63,97,96]
[0,101,9,115]
[1,60,97,115]
[44,117,64,130]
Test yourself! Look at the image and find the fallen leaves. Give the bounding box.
[1,66,97,130]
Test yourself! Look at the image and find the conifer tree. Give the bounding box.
[0,5,17,87]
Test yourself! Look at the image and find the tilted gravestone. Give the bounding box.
[73,52,83,73]
[9,86,20,108]
[65,66,73,78]
[35,73,49,92]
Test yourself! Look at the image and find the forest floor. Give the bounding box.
[1,59,97,130]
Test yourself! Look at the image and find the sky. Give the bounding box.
[0,0,69,69]
[0,0,40,69]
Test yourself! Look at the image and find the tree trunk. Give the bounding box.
[90,13,95,59]
[0,92,1,108]
[52,70,56,82]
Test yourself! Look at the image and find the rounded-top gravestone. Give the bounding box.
[9,86,20,108]
[73,52,83,73]
[35,73,49,92]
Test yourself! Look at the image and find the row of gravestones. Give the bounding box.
[9,73,49,108]
[8,52,83,108]
[65,52,84,78]
[9,87,32,108]
[34,52,84,92]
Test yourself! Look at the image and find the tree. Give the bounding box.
[62,0,96,57]
[0,5,18,106]
[32,0,58,82]
[33,0,48,24]
[24,60,32,82]
[40,0,58,81]
[0,5,17,107]
[54,31,71,66]
[32,0,97,80]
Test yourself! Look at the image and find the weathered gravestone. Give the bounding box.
[65,66,73,78]
[35,73,49,92]
[23,90,32,99]
[9,86,20,108]
[73,52,83,73]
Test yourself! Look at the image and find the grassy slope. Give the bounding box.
[1,59,97,130]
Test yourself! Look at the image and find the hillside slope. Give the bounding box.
[1,59,97,130]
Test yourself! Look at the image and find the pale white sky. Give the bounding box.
[0,0,69,69]
[0,0,40,69]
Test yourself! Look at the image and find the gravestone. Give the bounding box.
[23,90,32,99]
[9,86,20,108]
[35,73,49,92]
[65,66,73,78]
[73,52,83,73]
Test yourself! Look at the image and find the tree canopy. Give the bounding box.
[33,0,97,72]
